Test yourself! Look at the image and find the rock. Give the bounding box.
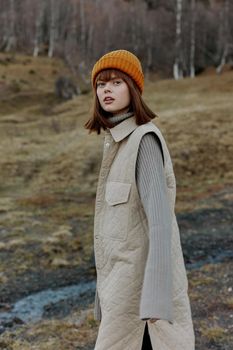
[52,226,72,238]
[51,258,70,268]
[55,76,78,100]
[0,242,7,250]
[12,316,24,325]
[7,238,25,248]
[44,236,60,244]
[0,303,12,312]
[0,273,8,284]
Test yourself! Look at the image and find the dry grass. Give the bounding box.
[1,53,232,212]
[0,53,68,93]
[200,324,227,343]
[188,261,233,348]
[0,308,98,350]
[0,53,232,349]
[144,73,233,211]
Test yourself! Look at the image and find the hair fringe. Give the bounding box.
[84,69,158,134]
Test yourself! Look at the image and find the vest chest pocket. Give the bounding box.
[102,181,131,241]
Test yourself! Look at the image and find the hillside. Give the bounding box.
[0,53,232,349]
[0,53,232,211]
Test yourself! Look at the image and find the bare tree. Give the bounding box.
[33,0,46,57]
[173,0,184,79]
[146,22,153,79]
[190,0,196,78]
[80,0,86,59]
[0,6,9,51]
[87,23,94,59]
[131,5,138,52]
[144,13,154,78]
[216,0,232,73]
[0,0,232,79]
[48,0,59,58]
[5,0,16,52]
[63,0,79,86]
[63,0,90,94]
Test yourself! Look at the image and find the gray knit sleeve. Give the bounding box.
[94,287,102,321]
[136,132,173,323]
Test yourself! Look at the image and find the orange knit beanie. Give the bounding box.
[91,49,144,94]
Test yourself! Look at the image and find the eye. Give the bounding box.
[97,82,105,87]
[113,80,122,85]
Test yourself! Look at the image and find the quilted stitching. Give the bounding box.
[93,121,195,350]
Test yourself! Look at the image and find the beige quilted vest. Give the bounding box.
[94,117,195,350]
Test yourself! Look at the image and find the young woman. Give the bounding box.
[85,50,195,350]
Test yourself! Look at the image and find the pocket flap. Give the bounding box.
[105,182,131,206]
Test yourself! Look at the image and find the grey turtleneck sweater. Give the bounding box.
[95,112,172,323]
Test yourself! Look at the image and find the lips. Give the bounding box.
[104,97,115,102]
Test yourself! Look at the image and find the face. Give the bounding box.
[96,74,131,115]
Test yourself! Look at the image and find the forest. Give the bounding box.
[0,0,233,81]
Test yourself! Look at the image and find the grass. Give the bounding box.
[1,53,232,212]
[0,309,98,350]
[0,53,232,349]
[200,325,228,343]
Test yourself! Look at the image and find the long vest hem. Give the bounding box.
[93,117,195,350]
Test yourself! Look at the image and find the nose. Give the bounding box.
[104,82,112,93]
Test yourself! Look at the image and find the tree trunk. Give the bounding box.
[106,15,114,52]
[0,9,9,51]
[80,0,86,59]
[128,2,139,53]
[5,0,16,52]
[145,20,153,79]
[64,1,78,59]
[33,0,46,57]
[216,0,230,74]
[173,0,184,80]
[87,24,94,59]
[48,0,59,58]
[64,1,82,94]
[190,0,196,78]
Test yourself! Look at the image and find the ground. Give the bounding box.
[0,53,232,349]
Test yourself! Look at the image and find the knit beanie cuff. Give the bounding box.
[91,50,144,93]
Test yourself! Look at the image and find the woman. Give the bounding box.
[85,50,195,350]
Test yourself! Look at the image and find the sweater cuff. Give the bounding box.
[140,309,174,324]
[94,288,102,321]
[139,277,174,324]
[141,317,173,324]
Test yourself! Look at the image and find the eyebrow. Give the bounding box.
[96,77,121,83]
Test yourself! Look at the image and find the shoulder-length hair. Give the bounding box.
[84,68,158,134]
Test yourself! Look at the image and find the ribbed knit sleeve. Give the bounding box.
[94,287,102,321]
[136,132,173,323]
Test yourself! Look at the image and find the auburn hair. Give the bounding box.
[84,69,158,134]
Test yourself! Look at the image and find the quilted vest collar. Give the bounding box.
[107,115,138,142]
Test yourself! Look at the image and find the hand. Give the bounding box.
[149,318,160,323]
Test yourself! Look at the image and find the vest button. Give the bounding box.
[105,142,110,148]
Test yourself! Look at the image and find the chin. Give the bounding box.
[104,107,118,113]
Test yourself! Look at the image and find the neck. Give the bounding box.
[108,111,134,126]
